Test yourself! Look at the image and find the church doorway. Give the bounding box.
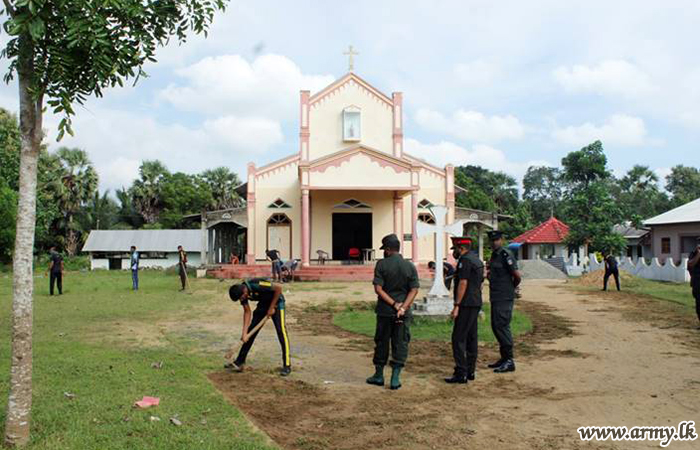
[267,213,292,260]
[332,213,372,260]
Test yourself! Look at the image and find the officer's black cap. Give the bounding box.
[450,236,473,249]
[380,233,401,250]
[487,230,505,241]
[229,284,246,302]
[696,236,700,242]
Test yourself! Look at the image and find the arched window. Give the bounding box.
[268,213,291,225]
[418,212,435,224]
[333,198,371,209]
[268,198,291,209]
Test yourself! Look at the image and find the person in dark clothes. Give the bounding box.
[487,230,522,374]
[428,260,456,290]
[603,252,621,291]
[177,245,188,291]
[226,278,292,376]
[366,234,420,390]
[445,237,484,384]
[687,237,700,327]
[266,249,282,282]
[47,246,64,295]
[130,246,140,290]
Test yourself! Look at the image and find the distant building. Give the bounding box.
[511,217,586,260]
[644,198,700,263]
[613,223,652,261]
[82,230,203,270]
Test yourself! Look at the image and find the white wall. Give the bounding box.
[90,253,201,270]
[567,253,691,283]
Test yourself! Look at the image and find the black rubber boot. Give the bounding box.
[366,365,385,386]
[390,366,403,390]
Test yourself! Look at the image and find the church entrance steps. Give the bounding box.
[208,264,433,282]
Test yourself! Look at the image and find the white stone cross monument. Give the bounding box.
[413,205,465,315]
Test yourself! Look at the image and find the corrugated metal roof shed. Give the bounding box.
[645,198,700,226]
[82,230,202,252]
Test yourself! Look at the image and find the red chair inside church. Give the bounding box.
[348,247,361,261]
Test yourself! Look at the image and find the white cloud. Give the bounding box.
[453,60,500,86]
[551,114,649,147]
[202,116,283,151]
[158,54,334,121]
[414,108,526,143]
[404,138,549,181]
[553,60,653,97]
[43,106,285,192]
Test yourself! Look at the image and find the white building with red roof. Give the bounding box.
[511,217,586,260]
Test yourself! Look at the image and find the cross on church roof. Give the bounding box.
[343,45,359,72]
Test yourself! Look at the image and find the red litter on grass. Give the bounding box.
[134,396,160,409]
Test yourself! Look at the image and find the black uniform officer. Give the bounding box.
[366,234,420,390]
[445,237,484,384]
[687,237,700,326]
[487,230,522,373]
[428,261,456,290]
[603,253,621,291]
[227,278,292,376]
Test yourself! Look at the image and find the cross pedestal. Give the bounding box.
[411,205,464,316]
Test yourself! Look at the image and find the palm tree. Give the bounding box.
[131,160,169,224]
[49,148,98,255]
[201,166,242,210]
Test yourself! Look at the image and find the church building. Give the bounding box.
[243,71,456,265]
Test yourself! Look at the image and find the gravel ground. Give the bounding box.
[519,259,568,280]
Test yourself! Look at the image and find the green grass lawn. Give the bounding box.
[0,270,275,450]
[575,273,696,311]
[333,303,532,342]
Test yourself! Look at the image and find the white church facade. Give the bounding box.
[243,71,456,265]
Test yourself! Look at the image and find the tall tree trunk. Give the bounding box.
[5,35,41,448]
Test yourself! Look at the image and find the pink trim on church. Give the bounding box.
[392,92,403,158]
[411,191,419,262]
[310,147,411,175]
[309,73,393,107]
[301,189,310,266]
[300,90,310,162]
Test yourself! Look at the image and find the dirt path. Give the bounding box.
[207,280,700,449]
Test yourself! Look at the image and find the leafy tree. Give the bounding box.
[454,165,518,213]
[1,0,228,444]
[522,166,565,223]
[616,165,669,222]
[159,172,213,228]
[561,141,625,254]
[115,187,143,229]
[131,160,170,224]
[78,190,119,232]
[0,108,21,190]
[665,165,700,207]
[561,140,609,187]
[500,202,535,239]
[201,166,242,209]
[48,148,98,255]
[0,179,17,261]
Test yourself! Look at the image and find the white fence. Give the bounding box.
[562,253,690,283]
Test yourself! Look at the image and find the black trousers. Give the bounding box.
[234,305,291,368]
[372,315,411,368]
[604,269,620,291]
[452,306,479,375]
[178,264,187,289]
[490,301,514,360]
[692,282,700,322]
[50,272,62,295]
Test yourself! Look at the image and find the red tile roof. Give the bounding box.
[512,217,570,244]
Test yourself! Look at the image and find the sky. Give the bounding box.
[1,0,699,192]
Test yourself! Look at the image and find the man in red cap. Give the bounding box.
[445,237,484,384]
